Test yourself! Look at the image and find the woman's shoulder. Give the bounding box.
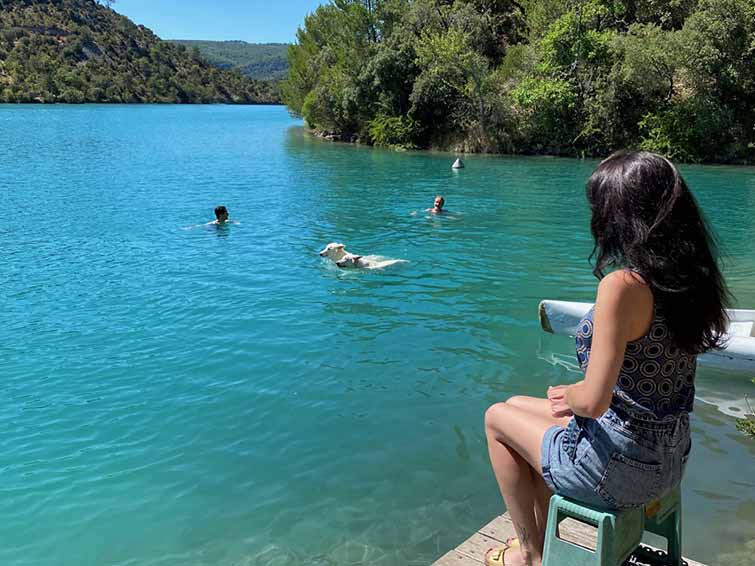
[598,269,650,296]
[597,270,653,312]
[596,270,655,338]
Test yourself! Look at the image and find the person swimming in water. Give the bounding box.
[426,195,445,214]
[412,195,450,217]
[182,206,238,230]
[209,206,229,225]
[206,206,239,226]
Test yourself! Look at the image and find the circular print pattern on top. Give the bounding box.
[575,306,696,419]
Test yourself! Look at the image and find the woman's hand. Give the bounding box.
[548,385,574,418]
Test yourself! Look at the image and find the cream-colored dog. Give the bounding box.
[318,242,406,269]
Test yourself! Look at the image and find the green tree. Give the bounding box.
[281,0,754,162]
[0,0,278,105]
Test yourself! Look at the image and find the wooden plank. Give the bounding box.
[432,513,708,566]
[477,513,515,544]
[559,517,599,550]
[478,514,597,551]
[433,550,477,566]
[454,532,502,564]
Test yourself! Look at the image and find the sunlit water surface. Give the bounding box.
[1,105,753,566]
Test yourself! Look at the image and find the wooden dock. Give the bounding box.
[433,512,706,566]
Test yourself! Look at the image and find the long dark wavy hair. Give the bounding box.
[586,150,730,354]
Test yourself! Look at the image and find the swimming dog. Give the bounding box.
[318,243,406,269]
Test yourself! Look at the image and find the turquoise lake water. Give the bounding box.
[1,105,754,566]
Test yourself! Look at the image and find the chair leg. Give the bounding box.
[666,509,682,566]
[541,500,560,566]
[648,510,682,566]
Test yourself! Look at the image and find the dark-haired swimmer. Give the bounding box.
[208,206,229,225]
[206,206,239,226]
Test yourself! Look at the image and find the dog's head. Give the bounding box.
[319,242,347,260]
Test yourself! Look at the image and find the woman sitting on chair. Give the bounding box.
[483,151,730,566]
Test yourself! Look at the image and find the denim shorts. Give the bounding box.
[541,408,691,510]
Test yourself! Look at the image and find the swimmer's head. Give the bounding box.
[433,195,445,210]
[214,206,229,223]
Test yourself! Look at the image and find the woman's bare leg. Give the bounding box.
[484,401,564,566]
[505,396,570,533]
[486,425,540,565]
[531,467,553,534]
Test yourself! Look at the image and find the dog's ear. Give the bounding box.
[352,255,362,261]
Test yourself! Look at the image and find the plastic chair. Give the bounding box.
[541,485,682,566]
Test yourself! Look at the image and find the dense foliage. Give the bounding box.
[283,0,755,163]
[0,0,279,104]
[170,40,289,81]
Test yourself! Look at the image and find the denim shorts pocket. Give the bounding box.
[572,421,596,467]
[596,452,663,509]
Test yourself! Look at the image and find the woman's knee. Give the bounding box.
[485,397,544,439]
[485,396,526,422]
[484,402,511,435]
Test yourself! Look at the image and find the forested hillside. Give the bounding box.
[170,40,288,80]
[283,0,755,163]
[0,0,279,103]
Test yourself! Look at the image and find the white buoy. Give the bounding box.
[452,157,464,169]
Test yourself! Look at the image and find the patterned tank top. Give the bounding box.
[575,305,696,420]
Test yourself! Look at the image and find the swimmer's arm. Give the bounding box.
[565,274,634,419]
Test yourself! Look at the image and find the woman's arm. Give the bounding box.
[565,270,653,419]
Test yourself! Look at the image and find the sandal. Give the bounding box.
[484,546,511,566]
[484,538,521,565]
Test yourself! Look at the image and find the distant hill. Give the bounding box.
[170,41,289,81]
[0,0,280,104]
